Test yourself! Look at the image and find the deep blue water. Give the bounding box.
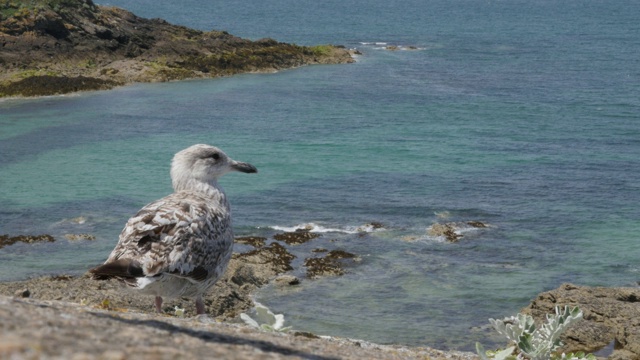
[1,0,639,351]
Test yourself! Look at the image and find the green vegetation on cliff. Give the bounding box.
[0,0,353,97]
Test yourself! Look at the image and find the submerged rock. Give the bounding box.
[428,221,489,242]
[233,242,296,274]
[467,221,488,228]
[304,250,358,279]
[64,233,96,241]
[273,229,320,245]
[0,234,55,249]
[428,223,463,242]
[235,236,267,247]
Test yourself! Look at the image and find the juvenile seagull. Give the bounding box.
[90,144,257,315]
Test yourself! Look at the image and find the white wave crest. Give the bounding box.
[268,222,384,234]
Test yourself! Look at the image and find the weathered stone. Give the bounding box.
[273,229,320,245]
[304,250,358,279]
[522,283,640,359]
[0,234,55,249]
[274,275,300,287]
[0,295,477,360]
[234,236,267,247]
[428,223,463,242]
[467,221,488,228]
[13,288,30,298]
[64,233,97,241]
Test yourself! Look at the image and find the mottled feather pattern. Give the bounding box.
[106,190,233,297]
[90,144,257,314]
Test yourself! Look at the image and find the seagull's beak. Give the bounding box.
[231,161,258,174]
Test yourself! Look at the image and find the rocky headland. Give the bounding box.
[0,0,354,97]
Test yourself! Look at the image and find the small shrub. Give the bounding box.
[476,306,596,360]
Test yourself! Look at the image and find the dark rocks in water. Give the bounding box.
[0,75,121,97]
[233,242,296,273]
[368,222,385,230]
[273,229,320,245]
[235,236,267,248]
[522,283,640,359]
[0,234,55,249]
[428,223,463,242]
[326,250,357,259]
[304,250,358,279]
[428,221,489,242]
[467,221,488,228]
[304,257,345,278]
[64,233,96,241]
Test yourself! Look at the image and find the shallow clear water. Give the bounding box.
[1,0,639,351]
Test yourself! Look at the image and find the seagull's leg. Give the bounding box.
[155,296,163,313]
[195,295,206,315]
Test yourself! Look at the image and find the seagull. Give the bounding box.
[90,144,257,315]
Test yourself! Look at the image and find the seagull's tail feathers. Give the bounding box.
[89,258,144,283]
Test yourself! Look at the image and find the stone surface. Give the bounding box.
[521,283,640,359]
[274,230,321,245]
[0,295,477,360]
[0,242,296,319]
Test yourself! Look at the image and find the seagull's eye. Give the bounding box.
[211,153,220,160]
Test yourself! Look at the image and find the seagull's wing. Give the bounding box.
[90,193,231,284]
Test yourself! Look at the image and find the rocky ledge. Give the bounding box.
[0,0,354,97]
[0,228,476,360]
[0,296,477,360]
[522,283,640,360]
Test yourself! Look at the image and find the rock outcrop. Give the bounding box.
[0,0,354,97]
[0,295,477,360]
[522,283,640,360]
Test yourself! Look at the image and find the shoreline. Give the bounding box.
[1,231,639,358]
[0,230,477,359]
[0,0,355,98]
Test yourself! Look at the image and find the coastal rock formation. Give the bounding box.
[0,234,55,249]
[304,249,359,278]
[0,229,479,359]
[0,0,354,97]
[522,283,640,359]
[428,221,489,242]
[0,242,295,319]
[273,229,321,245]
[0,296,477,360]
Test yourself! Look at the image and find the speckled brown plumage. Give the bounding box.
[90,144,257,315]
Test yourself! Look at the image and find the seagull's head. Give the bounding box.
[171,144,257,189]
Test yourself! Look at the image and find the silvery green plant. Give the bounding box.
[477,306,595,360]
[240,302,292,333]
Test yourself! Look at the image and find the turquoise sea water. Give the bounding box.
[1,0,639,351]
